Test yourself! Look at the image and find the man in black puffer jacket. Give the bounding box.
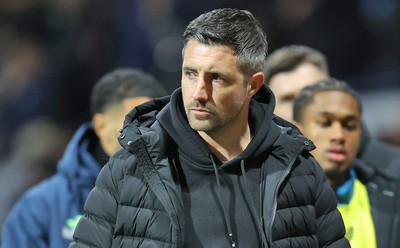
[70,8,349,248]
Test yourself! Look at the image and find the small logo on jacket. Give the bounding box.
[62,215,83,240]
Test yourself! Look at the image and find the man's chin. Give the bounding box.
[324,169,348,180]
[187,116,213,130]
[188,121,212,132]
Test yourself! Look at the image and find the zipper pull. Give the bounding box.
[229,233,236,247]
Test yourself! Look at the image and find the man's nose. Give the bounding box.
[193,77,209,101]
[330,122,345,141]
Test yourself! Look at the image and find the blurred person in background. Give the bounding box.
[1,68,167,247]
[0,118,72,233]
[292,78,400,248]
[265,44,400,185]
[264,45,329,122]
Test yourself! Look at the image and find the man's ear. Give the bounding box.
[248,72,265,98]
[92,113,106,138]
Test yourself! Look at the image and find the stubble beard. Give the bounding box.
[185,102,243,136]
[186,105,220,132]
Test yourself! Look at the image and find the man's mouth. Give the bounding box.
[326,149,346,163]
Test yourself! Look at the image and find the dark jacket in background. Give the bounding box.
[358,123,400,175]
[70,85,349,248]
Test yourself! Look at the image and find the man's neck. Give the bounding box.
[199,124,251,162]
[329,170,351,191]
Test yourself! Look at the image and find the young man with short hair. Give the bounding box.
[293,78,400,248]
[1,68,166,247]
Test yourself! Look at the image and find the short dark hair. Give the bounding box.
[293,78,362,123]
[183,8,268,75]
[264,45,329,84]
[90,68,167,115]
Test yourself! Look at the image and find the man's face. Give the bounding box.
[298,91,361,180]
[181,40,255,135]
[97,97,152,156]
[268,63,328,122]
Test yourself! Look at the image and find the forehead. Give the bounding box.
[183,40,238,67]
[269,63,328,97]
[306,90,361,117]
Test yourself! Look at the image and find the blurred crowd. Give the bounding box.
[0,0,400,230]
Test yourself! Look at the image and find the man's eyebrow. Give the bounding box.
[281,93,295,101]
[182,66,195,71]
[319,111,360,120]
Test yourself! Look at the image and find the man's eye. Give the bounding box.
[213,74,222,80]
[344,123,358,131]
[186,71,196,79]
[211,73,225,84]
[319,121,331,128]
[281,95,295,102]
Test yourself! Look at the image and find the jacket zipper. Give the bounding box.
[266,145,306,247]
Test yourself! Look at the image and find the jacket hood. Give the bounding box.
[57,123,102,182]
[56,123,104,215]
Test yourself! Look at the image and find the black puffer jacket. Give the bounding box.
[70,85,349,248]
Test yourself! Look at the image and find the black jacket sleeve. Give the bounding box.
[312,158,350,247]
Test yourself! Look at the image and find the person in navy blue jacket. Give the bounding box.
[0,68,166,248]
